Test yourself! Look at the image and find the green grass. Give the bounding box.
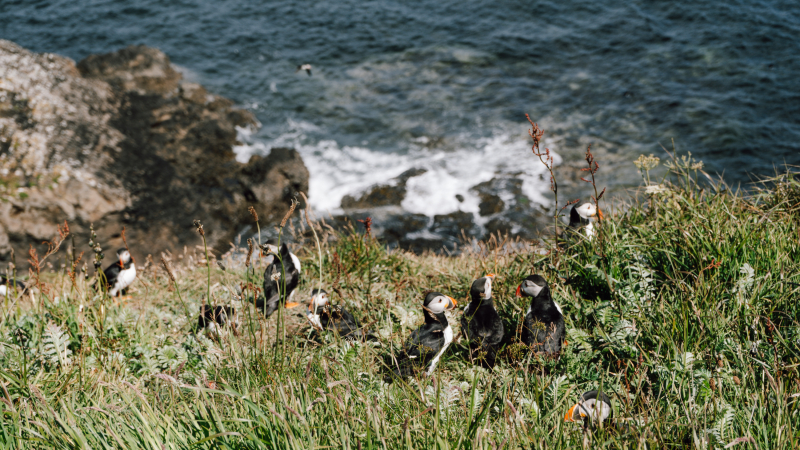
[0,156,799,449]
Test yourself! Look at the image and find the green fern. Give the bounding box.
[42,322,72,369]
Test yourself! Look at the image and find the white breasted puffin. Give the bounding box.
[567,202,601,240]
[565,390,613,428]
[461,274,504,369]
[307,288,372,340]
[392,291,458,377]
[103,248,137,297]
[0,275,26,297]
[257,243,302,319]
[517,275,565,355]
[296,64,312,76]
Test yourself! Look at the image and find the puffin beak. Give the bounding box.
[119,256,125,268]
[564,404,579,422]
[515,284,522,297]
[486,273,495,278]
[446,296,457,310]
[598,209,604,220]
[285,302,300,309]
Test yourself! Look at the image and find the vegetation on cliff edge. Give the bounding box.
[0,153,799,449]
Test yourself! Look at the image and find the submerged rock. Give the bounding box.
[0,41,308,266]
[340,167,426,210]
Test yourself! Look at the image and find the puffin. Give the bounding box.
[256,243,302,319]
[460,274,504,369]
[565,390,613,428]
[566,202,600,240]
[0,275,26,297]
[103,248,137,297]
[391,291,458,378]
[198,304,238,338]
[296,64,312,76]
[306,288,372,340]
[517,275,565,355]
[198,304,235,331]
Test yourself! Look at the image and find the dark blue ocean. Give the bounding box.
[2,0,799,232]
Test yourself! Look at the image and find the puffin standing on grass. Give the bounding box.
[565,390,613,428]
[257,243,302,319]
[103,248,137,297]
[461,274,504,369]
[306,288,372,340]
[391,291,458,378]
[517,275,565,356]
[0,275,26,297]
[566,202,601,240]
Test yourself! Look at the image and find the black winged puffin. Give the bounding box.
[0,275,26,297]
[306,288,371,340]
[198,304,235,331]
[566,202,601,240]
[392,291,457,377]
[517,275,565,355]
[257,243,302,319]
[103,248,137,297]
[461,274,504,369]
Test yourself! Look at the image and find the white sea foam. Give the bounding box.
[233,120,561,219]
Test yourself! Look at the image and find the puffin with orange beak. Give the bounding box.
[565,390,613,429]
[391,291,458,377]
[567,202,602,240]
[461,274,504,369]
[517,275,565,355]
[257,243,302,319]
[103,248,137,297]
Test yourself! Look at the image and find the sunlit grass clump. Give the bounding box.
[0,155,798,449]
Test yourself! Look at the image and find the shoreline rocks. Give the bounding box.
[0,40,308,267]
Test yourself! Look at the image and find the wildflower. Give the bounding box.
[634,154,660,172]
[645,184,668,195]
[193,220,205,236]
[280,199,298,228]
[245,239,254,268]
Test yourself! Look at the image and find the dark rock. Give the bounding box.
[340,167,426,210]
[382,213,429,241]
[0,40,309,267]
[341,185,406,209]
[431,211,478,238]
[484,217,514,236]
[469,179,507,216]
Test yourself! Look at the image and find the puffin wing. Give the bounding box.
[103,263,121,288]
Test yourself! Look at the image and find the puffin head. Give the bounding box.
[309,288,329,311]
[571,202,599,224]
[516,274,549,298]
[424,291,457,314]
[565,390,613,425]
[116,248,132,267]
[469,274,495,302]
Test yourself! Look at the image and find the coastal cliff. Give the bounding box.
[0,41,308,266]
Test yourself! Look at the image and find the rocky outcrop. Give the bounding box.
[0,41,308,267]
